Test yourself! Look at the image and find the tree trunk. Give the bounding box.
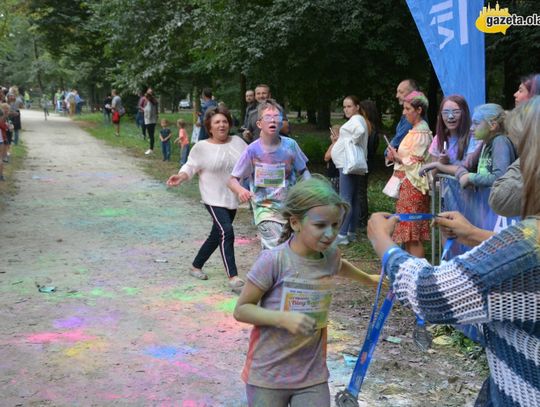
[159,94,165,114]
[307,109,316,124]
[193,85,200,125]
[316,101,330,130]
[89,83,96,112]
[502,57,516,109]
[33,39,44,91]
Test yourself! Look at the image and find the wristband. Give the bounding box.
[382,245,401,271]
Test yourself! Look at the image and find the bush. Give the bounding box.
[295,134,327,166]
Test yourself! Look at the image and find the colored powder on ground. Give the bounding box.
[54,316,84,329]
[26,329,95,344]
[216,298,237,313]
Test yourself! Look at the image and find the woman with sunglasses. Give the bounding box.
[419,95,481,178]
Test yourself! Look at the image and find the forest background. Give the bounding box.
[1,0,539,131]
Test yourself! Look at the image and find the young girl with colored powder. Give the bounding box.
[234,175,380,407]
[455,104,516,189]
[419,103,516,189]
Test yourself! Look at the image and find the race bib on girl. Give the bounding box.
[280,277,334,329]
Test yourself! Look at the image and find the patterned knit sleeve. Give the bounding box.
[385,220,539,327]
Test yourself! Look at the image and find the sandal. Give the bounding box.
[228,276,245,289]
[189,268,208,280]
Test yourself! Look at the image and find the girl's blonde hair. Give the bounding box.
[278,174,350,244]
[177,118,186,128]
[473,103,506,134]
[516,96,540,217]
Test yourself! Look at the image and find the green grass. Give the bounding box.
[431,324,489,366]
[73,112,201,200]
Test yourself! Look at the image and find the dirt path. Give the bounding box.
[0,111,484,406]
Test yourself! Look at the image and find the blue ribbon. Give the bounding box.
[342,212,442,401]
[393,213,435,222]
[346,273,395,397]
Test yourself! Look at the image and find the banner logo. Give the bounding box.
[476,2,540,34]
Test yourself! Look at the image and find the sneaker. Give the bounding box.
[189,268,208,280]
[144,149,153,155]
[335,234,350,246]
[2,157,8,163]
[228,276,245,289]
[347,233,357,243]
[0,175,5,181]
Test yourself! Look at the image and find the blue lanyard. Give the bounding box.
[345,271,395,399]
[336,213,446,406]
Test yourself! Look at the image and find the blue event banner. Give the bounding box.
[406,0,486,111]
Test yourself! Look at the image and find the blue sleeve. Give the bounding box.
[469,136,516,188]
[385,116,412,156]
[391,117,412,149]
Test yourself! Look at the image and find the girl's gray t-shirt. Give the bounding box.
[241,239,340,389]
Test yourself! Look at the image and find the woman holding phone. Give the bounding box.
[386,91,432,258]
[330,95,371,245]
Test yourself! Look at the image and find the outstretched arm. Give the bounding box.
[369,213,539,327]
[338,259,382,288]
[166,172,189,187]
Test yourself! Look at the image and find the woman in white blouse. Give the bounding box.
[167,106,247,291]
[330,95,370,245]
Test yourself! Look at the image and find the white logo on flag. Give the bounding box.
[429,0,469,49]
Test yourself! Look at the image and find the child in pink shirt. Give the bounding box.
[175,118,190,165]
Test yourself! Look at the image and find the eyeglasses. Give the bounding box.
[441,109,462,118]
[260,114,282,123]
